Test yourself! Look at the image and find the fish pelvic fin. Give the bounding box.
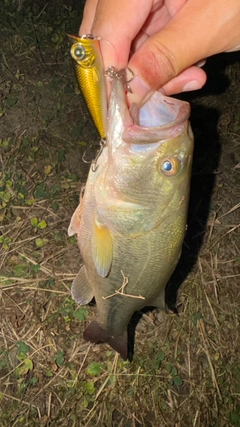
[83,320,129,361]
[71,266,94,305]
[92,220,112,277]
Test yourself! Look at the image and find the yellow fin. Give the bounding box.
[92,220,112,277]
[71,266,94,305]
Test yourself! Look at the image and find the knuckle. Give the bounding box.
[135,41,178,89]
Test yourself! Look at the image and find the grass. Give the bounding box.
[0,0,240,426]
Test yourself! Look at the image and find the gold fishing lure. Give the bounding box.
[69,34,107,140]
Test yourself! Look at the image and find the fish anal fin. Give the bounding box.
[83,320,128,361]
[71,266,94,305]
[92,220,112,277]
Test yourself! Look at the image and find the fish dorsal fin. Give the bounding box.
[68,186,85,236]
[71,265,94,305]
[92,218,112,277]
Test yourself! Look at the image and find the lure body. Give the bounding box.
[69,34,107,139]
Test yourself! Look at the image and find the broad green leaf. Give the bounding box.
[31,264,41,273]
[73,307,89,321]
[26,198,35,205]
[31,147,39,153]
[0,359,7,369]
[37,220,47,229]
[44,165,52,175]
[17,358,33,374]
[51,201,59,212]
[29,376,38,386]
[0,191,11,202]
[31,217,38,227]
[0,138,10,148]
[35,238,48,248]
[6,96,18,108]
[166,363,172,373]
[87,362,102,377]
[17,341,30,355]
[83,397,89,407]
[53,351,65,366]
[61,181,70,189]
[68,236,76,244]
[84,381,95,395]
[173,376,183,387]
[51,183,61,195]
[34,182,48,199]
[24,358,33,370]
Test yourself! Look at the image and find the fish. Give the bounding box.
[68,34,107,139]
[68,75,194,361]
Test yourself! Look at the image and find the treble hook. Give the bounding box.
[104,66,134,93]
[81,139,106,172]
[91,139,106,172]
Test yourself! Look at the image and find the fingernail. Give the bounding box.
[125,67,134,82]
[127,75,151,106]
[182,80,202,92]
[195,59,206,68]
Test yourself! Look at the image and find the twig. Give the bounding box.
[102,270,145,300]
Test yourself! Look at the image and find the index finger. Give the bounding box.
[80,0,155,69]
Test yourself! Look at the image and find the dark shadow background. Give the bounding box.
[165,52,240,310]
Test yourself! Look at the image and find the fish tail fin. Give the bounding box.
[83,320,129,361]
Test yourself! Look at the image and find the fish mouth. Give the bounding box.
[110,76,191,144]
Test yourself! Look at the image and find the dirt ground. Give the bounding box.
[0,1,240,426]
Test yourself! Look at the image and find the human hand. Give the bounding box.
[80,0,240,105]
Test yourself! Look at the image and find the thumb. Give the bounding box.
[127,23,207,105]
[127,32,207,104]
[127,0,237,105]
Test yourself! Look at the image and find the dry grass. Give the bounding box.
[0,1,240,426]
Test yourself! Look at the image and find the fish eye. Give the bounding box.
[160,157,180,176]
[73,44,86,60]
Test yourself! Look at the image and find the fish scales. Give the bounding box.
[68,76,194,360]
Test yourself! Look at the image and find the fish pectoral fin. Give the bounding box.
[92,220,112,277]
[71,266,94,305]
[83,320,129,361]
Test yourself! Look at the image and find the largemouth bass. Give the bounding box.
[68,34,107,139]
[68,76,194,360]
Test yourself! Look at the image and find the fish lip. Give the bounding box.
[111,77,191,144]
